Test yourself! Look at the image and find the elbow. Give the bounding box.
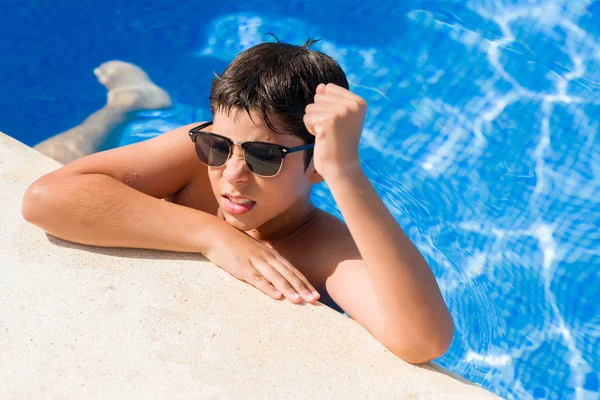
[387,319,455,365]
[21,176,57,225]
[22,180,43,223]
[391,335,453,365]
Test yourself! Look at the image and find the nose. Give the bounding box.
[222,145,251,184]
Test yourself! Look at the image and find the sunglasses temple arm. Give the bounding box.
[286,143,315,154]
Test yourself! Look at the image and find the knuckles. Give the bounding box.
[308,98,366,118]
[245,270,265,283]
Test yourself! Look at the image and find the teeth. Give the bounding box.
[227,196,253,205]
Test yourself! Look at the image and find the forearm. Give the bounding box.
[325,166,454,353]
[22,173,218,255]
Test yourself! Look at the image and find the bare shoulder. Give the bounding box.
[295,210,383,329]
[312,210,358,258]
[289,209,360,289]
[283,208,387,327]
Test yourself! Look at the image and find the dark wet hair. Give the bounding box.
[209,37,349,170]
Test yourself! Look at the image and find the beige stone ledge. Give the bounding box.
[0,131,499,399]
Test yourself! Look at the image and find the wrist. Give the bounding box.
[193,213,229,256]
[322,161,364,182]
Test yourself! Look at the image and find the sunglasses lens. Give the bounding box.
[244,143,283,177]
[195,134,230,167]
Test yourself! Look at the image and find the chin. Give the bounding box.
[223,214,258,232]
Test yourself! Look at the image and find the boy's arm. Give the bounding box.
[324,167,454,364]
[22,123,220,254]
[23,122,322,306]
[304,83,453,364]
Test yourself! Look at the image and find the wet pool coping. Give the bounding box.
[0,131,499,399]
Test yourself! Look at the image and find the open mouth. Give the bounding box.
[222,195,256,215]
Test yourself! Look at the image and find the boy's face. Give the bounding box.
[208,109,316,236]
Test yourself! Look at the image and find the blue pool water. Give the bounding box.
[2,1,599,399]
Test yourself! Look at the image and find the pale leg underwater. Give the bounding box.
[34,60,172,164]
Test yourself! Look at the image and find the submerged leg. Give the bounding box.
[34,61,172,165]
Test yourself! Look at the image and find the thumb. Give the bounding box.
[303,113,318,136]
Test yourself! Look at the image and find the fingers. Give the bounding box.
[312,93,356,107]
[273,254,321,302]
[304,86,366,135]
[303,111,331,135]
[251,258,320,304]
[243,269,284,301]
[310,92,366,115]
[316,83,363,102]
[263,259,318,304]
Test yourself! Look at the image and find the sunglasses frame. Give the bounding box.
[189,121,314,178]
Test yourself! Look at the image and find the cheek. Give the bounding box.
[263,165,309,204]
[207,170,221,196]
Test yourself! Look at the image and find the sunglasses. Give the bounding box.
[189,121,314,177]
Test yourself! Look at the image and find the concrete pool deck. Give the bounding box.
[0,131,499,399]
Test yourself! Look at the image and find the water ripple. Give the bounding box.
[116,2,600,398]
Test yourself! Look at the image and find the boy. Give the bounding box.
[22,39,454,364]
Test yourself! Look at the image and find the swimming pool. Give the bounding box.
[2,0,599,398]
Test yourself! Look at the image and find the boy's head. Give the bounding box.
[204,39,348,235]
[209,39,349,170]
